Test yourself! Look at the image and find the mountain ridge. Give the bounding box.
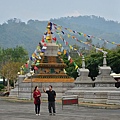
[0,15,120,55]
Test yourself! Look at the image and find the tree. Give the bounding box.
[85,51,103,77]
[11,46,28,63]
[0,61,22,91]
[0,47,9,85]
[61,54,79,79]
[0,46,28,88]
[107,48,120,73]
[0,46,28,65]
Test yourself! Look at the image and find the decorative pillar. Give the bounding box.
[82,55,85,69]
[65,55,94,102]
[74,55,93,87]
[95,52,116,87]
[103,53,107,67]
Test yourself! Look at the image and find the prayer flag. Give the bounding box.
[61,31,64,34]
[68,55,71,60]
[34,66,38,70]
[70,58,73,64]
[67,34,70,38]
[52,37,57,41]
[63,50,67,55]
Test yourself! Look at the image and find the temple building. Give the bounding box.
[24,22,74,83]
[10,22,74,99]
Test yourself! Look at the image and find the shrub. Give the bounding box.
[0,84,5,91]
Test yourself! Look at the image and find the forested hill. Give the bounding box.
[0,15,120,55]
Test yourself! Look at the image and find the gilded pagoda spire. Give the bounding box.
[46,22,52,43]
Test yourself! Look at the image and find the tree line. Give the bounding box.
[61,46,120,80]
[0,45,120,92]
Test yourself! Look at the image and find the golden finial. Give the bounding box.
[46,22,52,43]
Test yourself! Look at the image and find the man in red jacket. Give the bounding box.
[33,86,41,116]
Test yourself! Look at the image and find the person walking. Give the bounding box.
[33,86,41,116]
[43,85,56,115]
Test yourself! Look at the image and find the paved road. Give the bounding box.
[0,99,120,120]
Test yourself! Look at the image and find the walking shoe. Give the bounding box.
[36,114,38,116]
[53,113,56,116]
[49,113,52,115]
[38,114,41,116]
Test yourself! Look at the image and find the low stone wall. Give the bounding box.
[18,82,75,100]
[65,87,120,105]
[83,91,108,104]
[107,92,120,105]
[79,90,120,105]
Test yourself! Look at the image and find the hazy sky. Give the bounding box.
[0,0,120,24]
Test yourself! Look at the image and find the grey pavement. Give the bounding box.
[0,98,120,120]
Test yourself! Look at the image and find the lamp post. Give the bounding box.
[17,67,22,97]
[17,72,20,97]
[30,66,34,100]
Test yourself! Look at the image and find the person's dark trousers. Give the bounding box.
[35,104,40,114]
[48,101,55,113]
